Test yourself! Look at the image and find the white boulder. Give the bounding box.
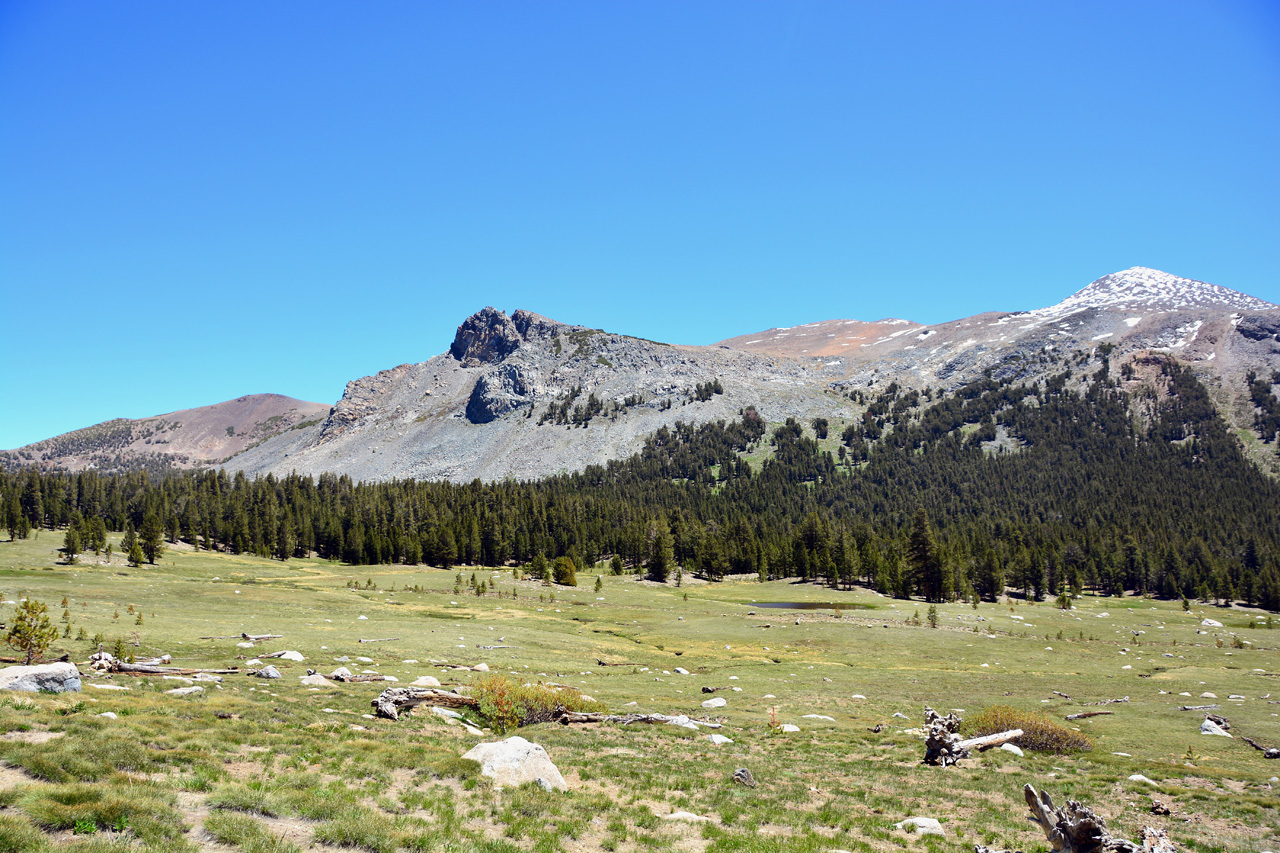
[896,817,945,836]
[1200,618,1223,628]
[701,697,727,709]
[0,662,81,693]
[276,651,305,662]
[411,675,442,688]
[707,734,733,745]
[299,674,329,686]
[462,736,567,791]
[166,686,204,696]
[1000,743,1024,757]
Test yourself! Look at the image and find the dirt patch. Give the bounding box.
[0,763,41,788]
[0,730,63,744]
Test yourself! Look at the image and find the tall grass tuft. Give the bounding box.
[469,674,607,733]
[964,705,1094,753]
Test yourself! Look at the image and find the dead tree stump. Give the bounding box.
[973,784,1176,853]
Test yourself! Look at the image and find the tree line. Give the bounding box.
[2,356,1278,610]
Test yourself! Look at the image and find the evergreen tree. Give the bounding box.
[140,512,165,564]
[6,598,59,664]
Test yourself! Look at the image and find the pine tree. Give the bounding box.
[140,512,165,564]
[5,598,59,665]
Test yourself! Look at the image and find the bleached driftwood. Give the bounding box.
[974,783,1176,853]
[358,637,399,644]
[241,633,282,642]
[922,707,1022,766]
[332,673,391,683]
[1065,711,1114,721]
[1081,696,1128,707]
[108,662,239,676]
[596,658,640,667]
[1178,704,1218,711]
[555,711,722,728]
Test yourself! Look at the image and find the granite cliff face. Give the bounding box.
[223,268,1280,483]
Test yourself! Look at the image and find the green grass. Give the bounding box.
[0,533,1277,851]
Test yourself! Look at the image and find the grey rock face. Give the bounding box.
[466,364,536,424]
[0,662,82,693]
[451,307,525,366]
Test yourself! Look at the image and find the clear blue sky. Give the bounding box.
[2,1,1278,449]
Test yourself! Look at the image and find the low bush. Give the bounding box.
[470,674,607,733]
[963,705,1093,753]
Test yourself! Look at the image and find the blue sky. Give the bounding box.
[2,1,1278,449]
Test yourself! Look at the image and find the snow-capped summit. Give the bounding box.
[1035,267,1277,319]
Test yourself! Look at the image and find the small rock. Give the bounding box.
[236,642,255,649]
[1200,692,1218,699]
[474,663,490,672]
[708,734,733,745]
[358,615,368,620]
[780,724,800,733]
[356,657,374,664]
[432,706,463,720]
[330,667,353,679]
[276,651,305,662]
[1129,774,1158,785]
[851,694,866,700]
[663,811,710,823]
[802,714,835,721]
[86,683,129,691]
[166,686,204,696]
[702,697,727,709]
[299,674,329,686]
[1000,743,1024,756]
[411,675,442,688]
[674,667,690,675]
[1200,618,1223,628]
[96,712,117,719]
[245,659,264,667]
[256,666,281,679]
[732,767,756,788]
[896,817,945,837]
[892,712,909,719]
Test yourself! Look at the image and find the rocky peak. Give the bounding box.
[1035,267,1277,318]
[450,307,524,366]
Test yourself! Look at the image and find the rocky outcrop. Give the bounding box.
[1237,314,1280,343]
[451,307,525,366]
[466,364,537,424]
[0,662,82,693]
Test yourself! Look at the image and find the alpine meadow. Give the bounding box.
[4,4,1280,852]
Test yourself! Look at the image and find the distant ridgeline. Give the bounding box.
[3,358,1278,611]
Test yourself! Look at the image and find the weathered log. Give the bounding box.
[975,784,1176,853]
[596,659,640,667]
[555,711,723,728]
[110,662,240,675]
[241,633,282,642]
[923,707,967,765]
[1052,691,1072,701]
[332,674,390,683]
[958,728,1024,751]
[1241,735,1280,759]
[357,637,400,644]
[372,687,480,720]
[1178,704,1218,711]
[1065,711,1114,721]
[1081,696,1129,707]
[477,645,514,650]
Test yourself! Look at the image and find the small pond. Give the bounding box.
[748,602,874,611]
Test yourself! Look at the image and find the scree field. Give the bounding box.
[0,535,1277,853]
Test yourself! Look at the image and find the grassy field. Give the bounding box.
[0,534,1277,852]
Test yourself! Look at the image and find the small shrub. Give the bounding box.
[964,705,1093,753]
[470,674,607,733]
[0,814,47,853]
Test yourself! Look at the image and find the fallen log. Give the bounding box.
[477,645,514,650]
[1065,711,1114,721]
[959,728,1024,752]
[110,662,240,675]
[241,633,282,642]
[923,706,1022,765]
[596,659,640,667]
[1241,735,1280,759]
[555,711,722,728]
[1178,704,1218,711]
[1052,691,1072,701]
[358,637,399,644]
[1081,696,1129,706]
[975,783,1176,853]
[332,674,391,683]
[373,687,480,720]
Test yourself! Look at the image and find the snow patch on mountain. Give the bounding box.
[1034,267,1276,318]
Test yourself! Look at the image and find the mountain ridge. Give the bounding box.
[8,267,1279,479]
